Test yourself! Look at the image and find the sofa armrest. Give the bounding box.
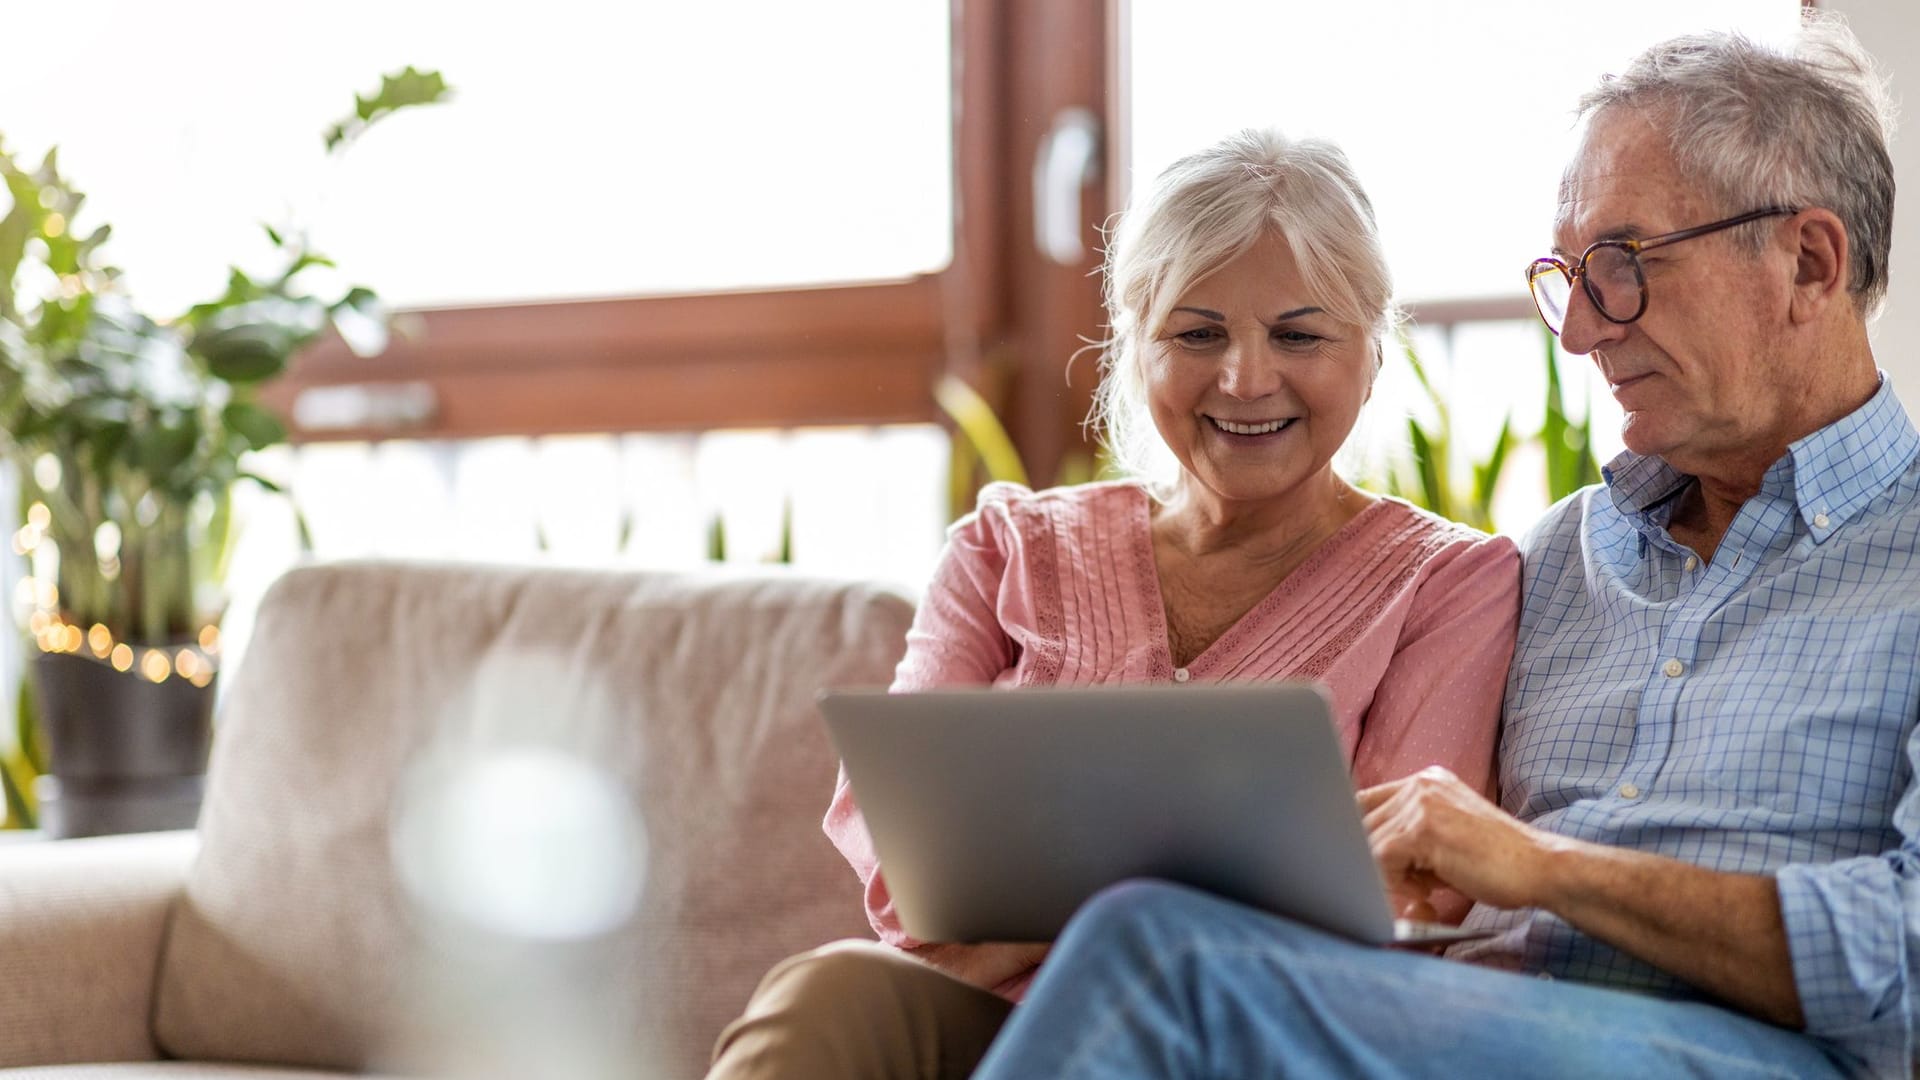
[0,830,198,1068]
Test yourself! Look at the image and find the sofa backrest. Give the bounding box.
[153,561,908,1078]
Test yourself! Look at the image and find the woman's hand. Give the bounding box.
[908,941,1052,990]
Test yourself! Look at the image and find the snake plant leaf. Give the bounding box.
[223,402,287,451]
[1472,414,1515,510]
[1401,335,1437,401]
[1541,328,1601,500]
[15,677,44,775]
[1406,416,1446,520]
[0,757,31,828]
[934,373,1029,488]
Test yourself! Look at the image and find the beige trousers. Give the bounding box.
[707,940,1014,1080]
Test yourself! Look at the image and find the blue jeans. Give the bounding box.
[970,881,1858,1079]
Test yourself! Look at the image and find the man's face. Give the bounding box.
[1553,109,1800,476]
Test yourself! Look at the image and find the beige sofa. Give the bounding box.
[0,561,913,1079]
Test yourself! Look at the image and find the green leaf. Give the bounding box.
[133,419,198,477]
[238,469,287,494]
[329,285,389,356]
[192,322,300,382]
[223,402,287,451]
[326,67,452,152]
[263,222,285,247]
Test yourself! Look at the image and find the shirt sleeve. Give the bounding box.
[1350,532,1522,924]
[821,487,1022,947]
[1774,728,1920,1076]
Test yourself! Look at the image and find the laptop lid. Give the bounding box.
[820,683,1407,945]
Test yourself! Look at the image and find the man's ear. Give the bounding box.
[1788,208,1850,324]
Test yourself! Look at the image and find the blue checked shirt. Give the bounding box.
[1452,376,1920,1076]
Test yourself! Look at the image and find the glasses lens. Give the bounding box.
[1584,244,1645,322]
[1527,259,1572,332]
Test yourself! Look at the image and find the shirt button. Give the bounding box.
[1173,667,1190,683]
[1619,783,1641,799]
[1683,555,1698,572]
[1813,512,1831,529]
[1662,658,1685,678]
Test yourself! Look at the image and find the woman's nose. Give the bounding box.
[1219,337,1281,399]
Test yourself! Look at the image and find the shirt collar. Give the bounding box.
[1600,373,1918,541]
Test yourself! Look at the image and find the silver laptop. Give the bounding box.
[819,683,1489,947]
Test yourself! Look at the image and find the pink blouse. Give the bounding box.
[825,480,1521,994]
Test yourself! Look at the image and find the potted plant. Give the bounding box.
[0,68,450,836]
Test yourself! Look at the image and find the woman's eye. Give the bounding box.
[1275,329,1322,346]
[1173,328,1220,345]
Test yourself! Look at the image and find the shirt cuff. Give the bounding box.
[1774,859,1909,1071]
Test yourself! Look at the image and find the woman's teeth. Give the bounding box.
[1212,417,1292,436]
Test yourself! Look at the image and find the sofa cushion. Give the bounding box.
[152,562,907,1077]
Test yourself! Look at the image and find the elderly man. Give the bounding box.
[968,17,1912,1079]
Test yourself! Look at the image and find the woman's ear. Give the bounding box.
[1788,208,1850,325]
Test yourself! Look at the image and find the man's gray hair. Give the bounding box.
[1576,12,1897,316]
[1093,128,1394,490]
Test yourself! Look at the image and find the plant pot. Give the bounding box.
[29,651,216,839]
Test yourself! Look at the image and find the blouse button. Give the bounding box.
[1173,667,1191,683]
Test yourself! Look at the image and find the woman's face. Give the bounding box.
[1143,230,1374,508]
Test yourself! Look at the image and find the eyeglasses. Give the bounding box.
[1526,206,1800,335]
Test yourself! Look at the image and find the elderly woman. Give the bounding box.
[706,128,1520,1080]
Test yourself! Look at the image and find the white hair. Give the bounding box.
[1575,11,1897,316]
[1091,128,1395,491]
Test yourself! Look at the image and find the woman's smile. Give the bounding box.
[1207,415,1298,439]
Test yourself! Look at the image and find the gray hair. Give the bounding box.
[1575,11,1897,316]
[1091,128,1395,490]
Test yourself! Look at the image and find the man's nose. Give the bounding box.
[1556,279,1630,357]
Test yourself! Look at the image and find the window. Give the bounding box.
[4,1,953,312]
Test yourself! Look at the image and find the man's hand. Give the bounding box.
[908,941,1051,991]
[1359,766,1804,1026]
[1358,766,1563,915]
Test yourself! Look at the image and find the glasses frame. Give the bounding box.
[1526,205,1802,333]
